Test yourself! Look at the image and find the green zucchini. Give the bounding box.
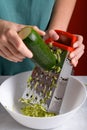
[18,26,56,70]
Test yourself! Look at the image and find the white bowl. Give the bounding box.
[0,71,86,130]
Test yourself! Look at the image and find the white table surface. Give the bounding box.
[0,76,87,130]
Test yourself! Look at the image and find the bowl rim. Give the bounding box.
[0,72,86,119]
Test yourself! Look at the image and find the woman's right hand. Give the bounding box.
[0,20,45,62]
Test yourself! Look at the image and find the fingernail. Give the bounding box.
[70,53,74,58]
[73,42,78,48]
[28,52,33,58]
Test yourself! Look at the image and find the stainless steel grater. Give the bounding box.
[21,30,77,114]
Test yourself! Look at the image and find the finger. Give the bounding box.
[6,29,33,58]
[70,46,84,67]
[6,41,25,59]
[0,48,19,62]
[71,58,78,67]
[0,34,25,61]
[73,35,83,48]
[0,46,23,62]
[0,49,13,62]
[48,30,59,40]
[69,44,84,59]
[72,50,84,63]
[32,26,46,36]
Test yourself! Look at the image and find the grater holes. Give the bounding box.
[55,96,62,100]
[35,96,38,100]
[26,93,29,97]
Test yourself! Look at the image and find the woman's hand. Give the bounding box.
[44,29,85,67]
[69,34,84,67]
[0,20,45,62]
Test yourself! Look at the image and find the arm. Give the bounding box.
[45,0,84,67]
[48,0,77,31]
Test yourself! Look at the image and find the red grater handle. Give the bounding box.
[45,30,77,52]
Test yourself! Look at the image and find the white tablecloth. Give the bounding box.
[0,76,87,130]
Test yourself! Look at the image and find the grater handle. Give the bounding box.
[45,30,77,52]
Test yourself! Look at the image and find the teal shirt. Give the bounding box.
[0,0,55,75]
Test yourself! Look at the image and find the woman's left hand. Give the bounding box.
[69,34,85,67]
[44,30,85,67]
